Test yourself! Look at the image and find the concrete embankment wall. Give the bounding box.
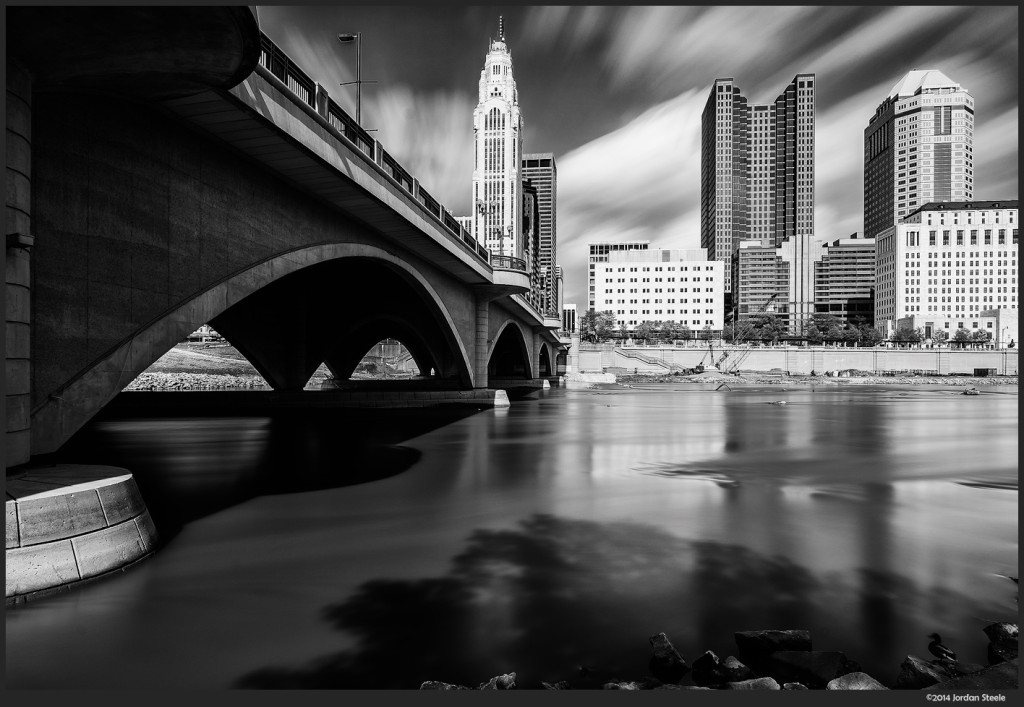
[579,346,1018,376]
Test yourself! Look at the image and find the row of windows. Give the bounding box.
[905,229,1018,246]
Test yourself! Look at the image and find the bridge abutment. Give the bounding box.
[6,59,33,468]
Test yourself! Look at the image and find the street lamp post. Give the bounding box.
[337,32,377,125]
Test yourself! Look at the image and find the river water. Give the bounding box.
[5,383,1018,689]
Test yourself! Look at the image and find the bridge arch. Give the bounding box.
[538,342,553,377]
[32,243,474,455]
[487,318,534,379]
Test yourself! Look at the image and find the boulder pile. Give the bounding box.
[421,623,1018,690]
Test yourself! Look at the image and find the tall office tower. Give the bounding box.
[814,235,876,327]
[874,201,1018,338]
[522,178,542,312]
[864,70,974,239]
[522,153,558,314]
[588,241,650,311]
[701,75,815,327]
[471,17,523,258]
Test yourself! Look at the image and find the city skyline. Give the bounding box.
[258,5,1019,308]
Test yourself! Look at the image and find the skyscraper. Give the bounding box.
[522,153,557,314]
[701,74,815,327]
[471,17,523,258]
[864,70,974,240]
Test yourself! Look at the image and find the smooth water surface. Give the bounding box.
[6,384,1018,688]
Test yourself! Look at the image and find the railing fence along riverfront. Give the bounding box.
[256,32,493,265]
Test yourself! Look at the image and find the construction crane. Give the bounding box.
[718,293,780,373]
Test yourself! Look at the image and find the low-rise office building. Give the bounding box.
[592,248,724,333]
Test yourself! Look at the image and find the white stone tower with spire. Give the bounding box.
[471,16,523,258]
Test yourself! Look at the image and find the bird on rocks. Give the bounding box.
[928,633,957,663]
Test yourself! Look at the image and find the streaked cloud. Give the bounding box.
[260,6,1017,308]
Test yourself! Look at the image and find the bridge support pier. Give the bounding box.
[474,295,489,388]
[6,59,34,469]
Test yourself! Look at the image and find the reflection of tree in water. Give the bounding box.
[235,514,973,689]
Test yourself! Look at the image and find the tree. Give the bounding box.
[970,329,991,348]
[856,322,884,347]
[580,309,617,342]
[952,328,971,348]
[721,323,736,343]
[634,320,652,343]
[804,313,844,345]
[749,313,785,344]
[665,321,692,342]
[700,324,714,341]
[890,325,923,347]
[932,329,949,346]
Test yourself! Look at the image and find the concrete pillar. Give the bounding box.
[6,60,33,469]
[314,82,329,118]
[474,296,489,388]
[532,333,543,378]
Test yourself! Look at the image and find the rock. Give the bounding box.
[896,654,952,689]
[722,656,754,682]
[420,681,472,690]
[983,622,1019,665]
[541,681,571,690]
[988,642,1018,665]
[924,658,1018,691]
[826,672,888,690]
[735,630,812,661]
[782,682,808,689]
[758,650,860,689]
[983,622,1019,644]
[654,685,711,690]
[603,681,646,690]
[648,632,690,683]
[691,650,728,686]
[477,673,516,689]
[725,677,781,690]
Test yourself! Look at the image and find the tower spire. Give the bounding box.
[498,15,504,41]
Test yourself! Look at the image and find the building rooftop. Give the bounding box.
[888,69,960,98]
[906,200,1019,218]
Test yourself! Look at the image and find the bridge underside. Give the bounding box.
[210,258,472,390]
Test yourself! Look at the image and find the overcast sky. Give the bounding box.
[258,5,1018,307]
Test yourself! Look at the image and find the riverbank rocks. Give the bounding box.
[827,672,888,690]
[419,681,471,690]
[758,650,861,689]
[691,650,753,686]
[541,681,571,690]
[648,632,689,683]
[421,624,1018,690]
[603,681,646,690]
[478,673,516,689]
[924,658,1019,691]
[725,677,780,689]
[896,654,952,689]
[983,622,1018,665]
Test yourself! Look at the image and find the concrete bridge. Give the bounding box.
[5,6,564,468]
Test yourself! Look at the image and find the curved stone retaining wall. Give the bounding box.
[6,465,157,602]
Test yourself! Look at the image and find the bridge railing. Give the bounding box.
[255,31,491,267]
[490,255,527,272]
